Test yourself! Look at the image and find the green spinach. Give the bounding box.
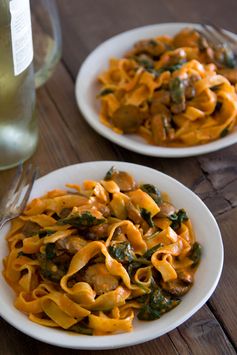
[140,208,154,227]
[169,209,188,230]
[108,242,135,263]
[169,77,185,104]
[69,321,93,335]
[140,184,163,205]
[137,288,180,320]
[189,242,202,267]
[99,88,114,96]
[58,211,105,228]
[104,166,116,180]
[143,243,163,260]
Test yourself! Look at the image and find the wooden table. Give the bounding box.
[1,0,237,354]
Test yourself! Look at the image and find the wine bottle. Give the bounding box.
[0,0,38,170]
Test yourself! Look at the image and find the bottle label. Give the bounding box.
[10,0,33,76]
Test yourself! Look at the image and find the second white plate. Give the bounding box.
[75,22,237,157]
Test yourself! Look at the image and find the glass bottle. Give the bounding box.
[0,0,38,170]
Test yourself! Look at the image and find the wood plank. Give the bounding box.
[44,63,120,162]
[0,318,39,355]
[57,0,237,80]
[207,207,237,346]
[32,87,80,174]
[57,0,175,78]
[1,305,235,355]
[169,305,236,355]
[37,334,178,355]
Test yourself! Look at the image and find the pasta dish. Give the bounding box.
[3,168,201,335]
[98,28,237,147]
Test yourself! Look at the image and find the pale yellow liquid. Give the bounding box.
[0,2,38,170]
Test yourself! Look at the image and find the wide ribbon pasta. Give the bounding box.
[3,168,201,335]
[98,29,237,147]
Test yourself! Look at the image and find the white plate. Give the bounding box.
[0,161,223,349]
[75,22,237,157]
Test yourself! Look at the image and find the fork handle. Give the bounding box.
[0,218,7,230]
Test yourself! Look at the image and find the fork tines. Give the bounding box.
[200,23,237,52]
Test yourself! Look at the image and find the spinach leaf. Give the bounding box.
[149,39,158,47]
[108,242,135,263]
[99,88,114,96]
[45,243,56,260]
[109,241,151,278]
[69,322,93,335]
[148,62,184,77]
[220,126,229,138]
[21,221,41,237]
[127,258,150,278]
[169,77,185,104]
[135,57,154,70]
[143,243,163,260]
[169,209,188,230]
[189,242,202,267]
[157,62,184,74]
[140,184,163,205]
[140,208,154,227]
[38,230,55,239]
[37,248,67,283]
[58,211,105,228]
[137,288,180,320]
[40,266,65,283]
[104,166,116,180]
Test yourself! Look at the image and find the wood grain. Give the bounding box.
[0,0,237,353]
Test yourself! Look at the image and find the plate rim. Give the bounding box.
[0,161,224,349]
[75,22,237,157]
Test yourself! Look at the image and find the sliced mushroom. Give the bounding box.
[170,101,186,114]
[127,39,167,58]
[150,103,175,140]
[161,278,192,296]
[93,203,111,217]
[83,263,119,295]
[158,201,176,218]
[56,236,87,254]
[151,114,167,144]
[150,101,170,116]
[59,208,73,219]
[21,221,41,236]
[185,85,196,99]
[134,53,154,69]
[111,105,143,133]
[163,48,187,67]
[82,223,109,241]
[173,28,201,49]
[108,169,136,192]
[152,90,171,106]
[126,200,143,224]
[178,270,194,284]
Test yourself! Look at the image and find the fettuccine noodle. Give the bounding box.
[3,167,201,335]
[98,28,237,147]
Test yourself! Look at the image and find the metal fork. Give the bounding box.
[200,23,237,66]
[0,163,39,230]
